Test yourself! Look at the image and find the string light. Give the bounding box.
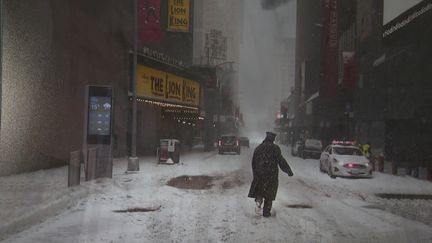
[173,117,198,120]
[131,98,201,127]
[135,98,199,110]
[163,109,199,114]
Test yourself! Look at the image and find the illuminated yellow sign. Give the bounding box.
[168,0,190,32]
[166,74,183,102]
[183,79,199,106]
[137,65,166,98]
[136,64,200,107]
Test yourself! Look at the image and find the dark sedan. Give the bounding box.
[218,135,241,154]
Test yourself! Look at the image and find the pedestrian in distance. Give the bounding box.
[248,131,294,217]
[362,142,371,158]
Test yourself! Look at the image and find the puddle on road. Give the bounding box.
[375,193,432,200]
[113,205,161,213]
[167,175,216,190]
[167,174,245,190]
[221,179,245,189]
[286,204,313,209]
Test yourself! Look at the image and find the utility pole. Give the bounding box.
[0,0,3,137]
[128,0,139,171]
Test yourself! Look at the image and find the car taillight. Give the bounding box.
[218,140,222,146]
[344,163,366,169]
[236,140,239,146]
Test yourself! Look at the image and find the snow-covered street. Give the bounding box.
[2,144,432,243]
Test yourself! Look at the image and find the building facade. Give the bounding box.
[0,0,204,176]
[294,0,382,146]
[372,0,432,168]
[0,0,134,175]
[294,0,323,141]
[134,0,202,155]
[294,0,432,176]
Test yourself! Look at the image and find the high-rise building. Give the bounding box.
[193,0,244,108]
[193,0,243,67]
[278,38,296,105]
[353,0,384,149]
[192,0,244,144]
[294,0,323,140]
[368,0,432,170]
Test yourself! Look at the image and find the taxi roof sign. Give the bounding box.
[332,140,356,146]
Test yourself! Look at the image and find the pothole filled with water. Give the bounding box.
[113,206,161,213]
[286,204,313,209]
[375,193,432,200]
[167,175,216,190]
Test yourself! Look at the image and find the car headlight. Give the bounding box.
[365,162,370,167]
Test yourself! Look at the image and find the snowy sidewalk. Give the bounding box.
[0,164,91,240]
[0,147,223,241]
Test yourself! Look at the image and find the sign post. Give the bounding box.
[128,0,140,171]
[68,150,81,187]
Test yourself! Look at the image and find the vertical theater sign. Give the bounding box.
[139,0,163,44]
[321,0,339,97]
[168,0,190,32]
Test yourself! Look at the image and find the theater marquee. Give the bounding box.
[136,65,200,107]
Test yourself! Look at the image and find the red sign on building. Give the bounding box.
[342,51,357,90]
[139,0,163,44]
[320,0,339,97]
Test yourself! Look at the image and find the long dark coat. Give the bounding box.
[248,140,293,201]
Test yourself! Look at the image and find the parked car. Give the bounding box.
[238,136,250,147]
[291,140,304,156]
[301,139,323,159]
[218,135,241,155]
[319,141,373,178]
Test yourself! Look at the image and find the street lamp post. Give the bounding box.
[127,0,139,171]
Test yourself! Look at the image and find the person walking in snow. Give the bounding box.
[362,142,371,158]
[248,131,294,217]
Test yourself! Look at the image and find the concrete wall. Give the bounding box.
[0,0,133,176]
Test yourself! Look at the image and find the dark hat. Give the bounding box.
[265,131,277,141]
